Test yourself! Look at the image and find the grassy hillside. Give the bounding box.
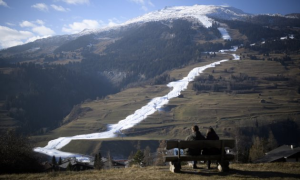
[32,49,300,158]
[1,163,300,180]
[128,49,300,143]
[32,54,231,156]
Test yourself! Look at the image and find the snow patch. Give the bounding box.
[280,34,294,40]
[219,46,238,53]
[218,27,231,40]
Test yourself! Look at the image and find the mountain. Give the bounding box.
[124,5,249,27]
[0,5,249,56]
[0,5,300,160]
[80,5,249,36]
[2,5,298,61]
[1,4,298,61]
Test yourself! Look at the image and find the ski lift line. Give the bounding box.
[34,48,239,161]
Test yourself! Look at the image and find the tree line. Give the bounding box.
[192,73,258,94]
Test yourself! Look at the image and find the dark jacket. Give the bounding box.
[186,131,205,141]
[206,131,219,140]
[203,129,220,155]
[185,131,205,155]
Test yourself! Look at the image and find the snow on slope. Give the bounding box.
[79,5,248,36]
[34,46,240,161]
[218,27,231,40]
[124,5,248,28]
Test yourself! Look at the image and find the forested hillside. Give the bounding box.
[0,63,115,134]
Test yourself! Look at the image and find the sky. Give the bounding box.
[0,0,300,49]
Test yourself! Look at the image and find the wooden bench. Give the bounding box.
[164,140,235,173]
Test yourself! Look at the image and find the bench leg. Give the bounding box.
[218,161,230,172]
[169,161,181,173]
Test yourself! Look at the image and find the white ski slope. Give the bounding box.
[34,47,240,162]
[218,27,231,40]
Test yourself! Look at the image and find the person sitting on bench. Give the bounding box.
[184,125,205,169]
[203,127,220,169]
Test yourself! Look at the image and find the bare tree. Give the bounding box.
[266,130,278,152]
[107,151,112,169]
[143,146,152,166]
[127,151,134,167]
[155,140,166,166]
[249,136,265,162]
[232,127,251,163]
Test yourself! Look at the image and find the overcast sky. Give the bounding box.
[1,0,300,49]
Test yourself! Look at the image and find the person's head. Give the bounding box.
[207,127,215,134]
[192,125,199,132]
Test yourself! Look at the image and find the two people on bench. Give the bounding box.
[185,125,219,169]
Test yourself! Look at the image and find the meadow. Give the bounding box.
[1,163,300,180]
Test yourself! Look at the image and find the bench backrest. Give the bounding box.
[166,140,235,150]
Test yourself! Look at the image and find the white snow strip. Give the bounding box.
[34,48,239,162]
[280,35,294,40]
[219,46,238,53]
[218,27,231,40]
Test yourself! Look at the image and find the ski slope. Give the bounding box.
[218,27,231,40]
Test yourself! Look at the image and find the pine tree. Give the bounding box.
[58,157,62,165]
[52,156,57,166]
[133,150,145,166]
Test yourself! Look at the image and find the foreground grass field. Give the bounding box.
[1,163,300,180]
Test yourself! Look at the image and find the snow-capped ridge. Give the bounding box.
[124,5,249,28]
[77,5,249,36]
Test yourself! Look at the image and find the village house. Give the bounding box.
[59,157,94,171]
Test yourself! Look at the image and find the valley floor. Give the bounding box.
[1,163,300,180]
